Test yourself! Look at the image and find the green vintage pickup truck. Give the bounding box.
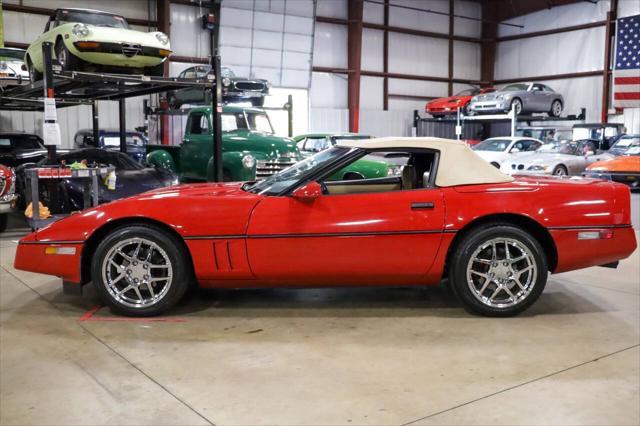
[146,106,303,182]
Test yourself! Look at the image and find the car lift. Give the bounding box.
[414,106,587,140]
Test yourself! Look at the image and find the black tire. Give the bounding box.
[91,224,192,317]
[27,56,42,83]
[549,99,563,117]
[146,62,165,77]
[251,97,265,107]
[510,98,523,115]
[552,165,568,176]
[55,39,80,72]
[449,224,548,317]
[0,214,7,233]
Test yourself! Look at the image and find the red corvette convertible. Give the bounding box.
[427,87,495,117]
[14,138,636,317]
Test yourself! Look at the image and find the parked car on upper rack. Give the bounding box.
[13,137,637,317]
[426,87,495,118]
[583,135,640,190]
[468,83,564,117]
[499,139,613,176]
[25,8,171,82]
[168,65,270,108]
[0,165,17,232]
[0,132,70,168]
[73,128,148,163]
[15,148,178,214]
[472,137,544,168]
[0,47,29,87]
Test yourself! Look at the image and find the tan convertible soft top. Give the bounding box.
[336,137,514,187]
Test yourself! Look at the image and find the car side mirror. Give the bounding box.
[291,181,322,201]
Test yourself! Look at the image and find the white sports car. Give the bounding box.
[0,48,29,86]
[473,137,543,168]
[500,140,613,176]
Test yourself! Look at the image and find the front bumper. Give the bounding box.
[14,240,84,284]
[71,41,170,67]
[582,171,640,189]
[469,100,508,113]
[0,195,17,214]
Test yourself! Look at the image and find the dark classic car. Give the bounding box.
[168,65,270,108]
[73,128,148,163]
[0,132,63,168]
[16,149,178,213]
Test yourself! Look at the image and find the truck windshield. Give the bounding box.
[246,146,352,195]
[221,111,274,134]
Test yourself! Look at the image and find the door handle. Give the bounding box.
[411,202,435,210]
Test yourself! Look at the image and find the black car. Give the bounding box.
[74,128,148,163]
[0,132,57,168]
[168,65,270,108]
[16,148,178,213]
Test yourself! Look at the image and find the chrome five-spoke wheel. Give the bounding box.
[92,225,191,316]
[449,224,547,317]
[466,238,537,309]
[102,237,173,309]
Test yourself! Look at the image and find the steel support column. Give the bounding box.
[383,0,389,110]
[347,0,364,133]
[119,98,127,154]
[601,2,617,122]
[480,2,497,87]
[157,0,171,77]
[448,0,454,95]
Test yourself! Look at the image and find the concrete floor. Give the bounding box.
[1,195,639,426]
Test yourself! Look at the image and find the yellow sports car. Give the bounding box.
[25,8,171,81]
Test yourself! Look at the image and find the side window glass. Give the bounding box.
[296,138,307,151]
[188,113,209,134]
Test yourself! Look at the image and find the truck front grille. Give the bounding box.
[122,44,141,57]
[256,159,296,179]
[235,81,265,91]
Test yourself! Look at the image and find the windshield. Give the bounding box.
[0,49,25,61]
[610,136,640,154]
[502,84,528,91]
[247,146,352,195]
[455,88,479,97]
[103,134,146,147]
[538,141,579,155]
[0,134,45,150]
[221,111,273,133]
[473,139,511,152]
[59,10,130,29]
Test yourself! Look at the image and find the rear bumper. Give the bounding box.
[551,225,637,273]
[14,241,84,284]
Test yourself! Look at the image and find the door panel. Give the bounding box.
[246,189,445,284]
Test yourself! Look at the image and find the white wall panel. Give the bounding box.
[453,41,480,80]
[309,108,349,133]
[495,27,605,80]
[389,33,448,77]
[316,0,347,19]
[361,29,383,72]
[389,0,448,34]
[170,4,211,59]
[363,1,384,24]
[618,0,640,18]
[360,76,383,110]
[388,79,448,98]
[454,1,481,38]
[15,0,156,20]
[360,109,415,137]
[310,72,347,108]
[313,22,347,68]
[286,0,315,18]
[498,1,609,37]
[3,11,49,45]
[388,98,428,112]
[254,11,285,32]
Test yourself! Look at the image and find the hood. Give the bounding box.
[506,151,571,165]
[428,95,469,106]
[65,24,168,48]
[223,130,302,160]
[587,155,640,172]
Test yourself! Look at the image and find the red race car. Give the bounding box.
[427,87,495,117]
[14,138,636,317]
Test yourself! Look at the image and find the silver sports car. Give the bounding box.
[468,82,564,116]
[500,140,613,176]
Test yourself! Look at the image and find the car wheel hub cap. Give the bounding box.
[466,237,537,309]
[102,237,173,309]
